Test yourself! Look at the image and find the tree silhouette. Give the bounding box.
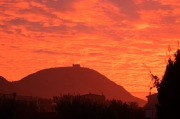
[152,48,180,119]
[55,95,145,119]
[55,94,107,119]
[0,93,16,119]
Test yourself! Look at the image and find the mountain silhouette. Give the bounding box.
[0,65,146,106]
[0,76,8,83]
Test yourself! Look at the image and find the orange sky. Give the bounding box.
[0,0,180,100]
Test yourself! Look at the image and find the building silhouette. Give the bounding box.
[72,64,81,68]
[144,93,158,119]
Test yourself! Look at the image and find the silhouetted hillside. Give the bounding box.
[0,76,8,83]
[0,76,32,95]
[0,76,12,93]
[0,66,146,106]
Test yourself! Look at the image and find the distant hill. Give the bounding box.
[0,76,8,83]
[0,65,146,106]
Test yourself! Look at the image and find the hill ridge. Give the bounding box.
[0,66,146,106]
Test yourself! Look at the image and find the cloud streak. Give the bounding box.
[0,0,180,99]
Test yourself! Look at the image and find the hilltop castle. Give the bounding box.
[72,64,80,68]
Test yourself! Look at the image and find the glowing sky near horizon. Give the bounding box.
[0,0,180,100]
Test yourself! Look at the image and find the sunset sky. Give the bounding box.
[0,0,180,100]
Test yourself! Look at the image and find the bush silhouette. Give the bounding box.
[55,94,145,119]
[156,49,180,119]
[151,48,180,119]
[0,93,16,119]
[0,93,40,119]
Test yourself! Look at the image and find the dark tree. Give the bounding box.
[153,49,180,119]
[55,94,107,119]
[0,93,16,119]
[55,95,145,119]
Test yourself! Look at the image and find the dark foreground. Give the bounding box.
[0,94,146,119]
